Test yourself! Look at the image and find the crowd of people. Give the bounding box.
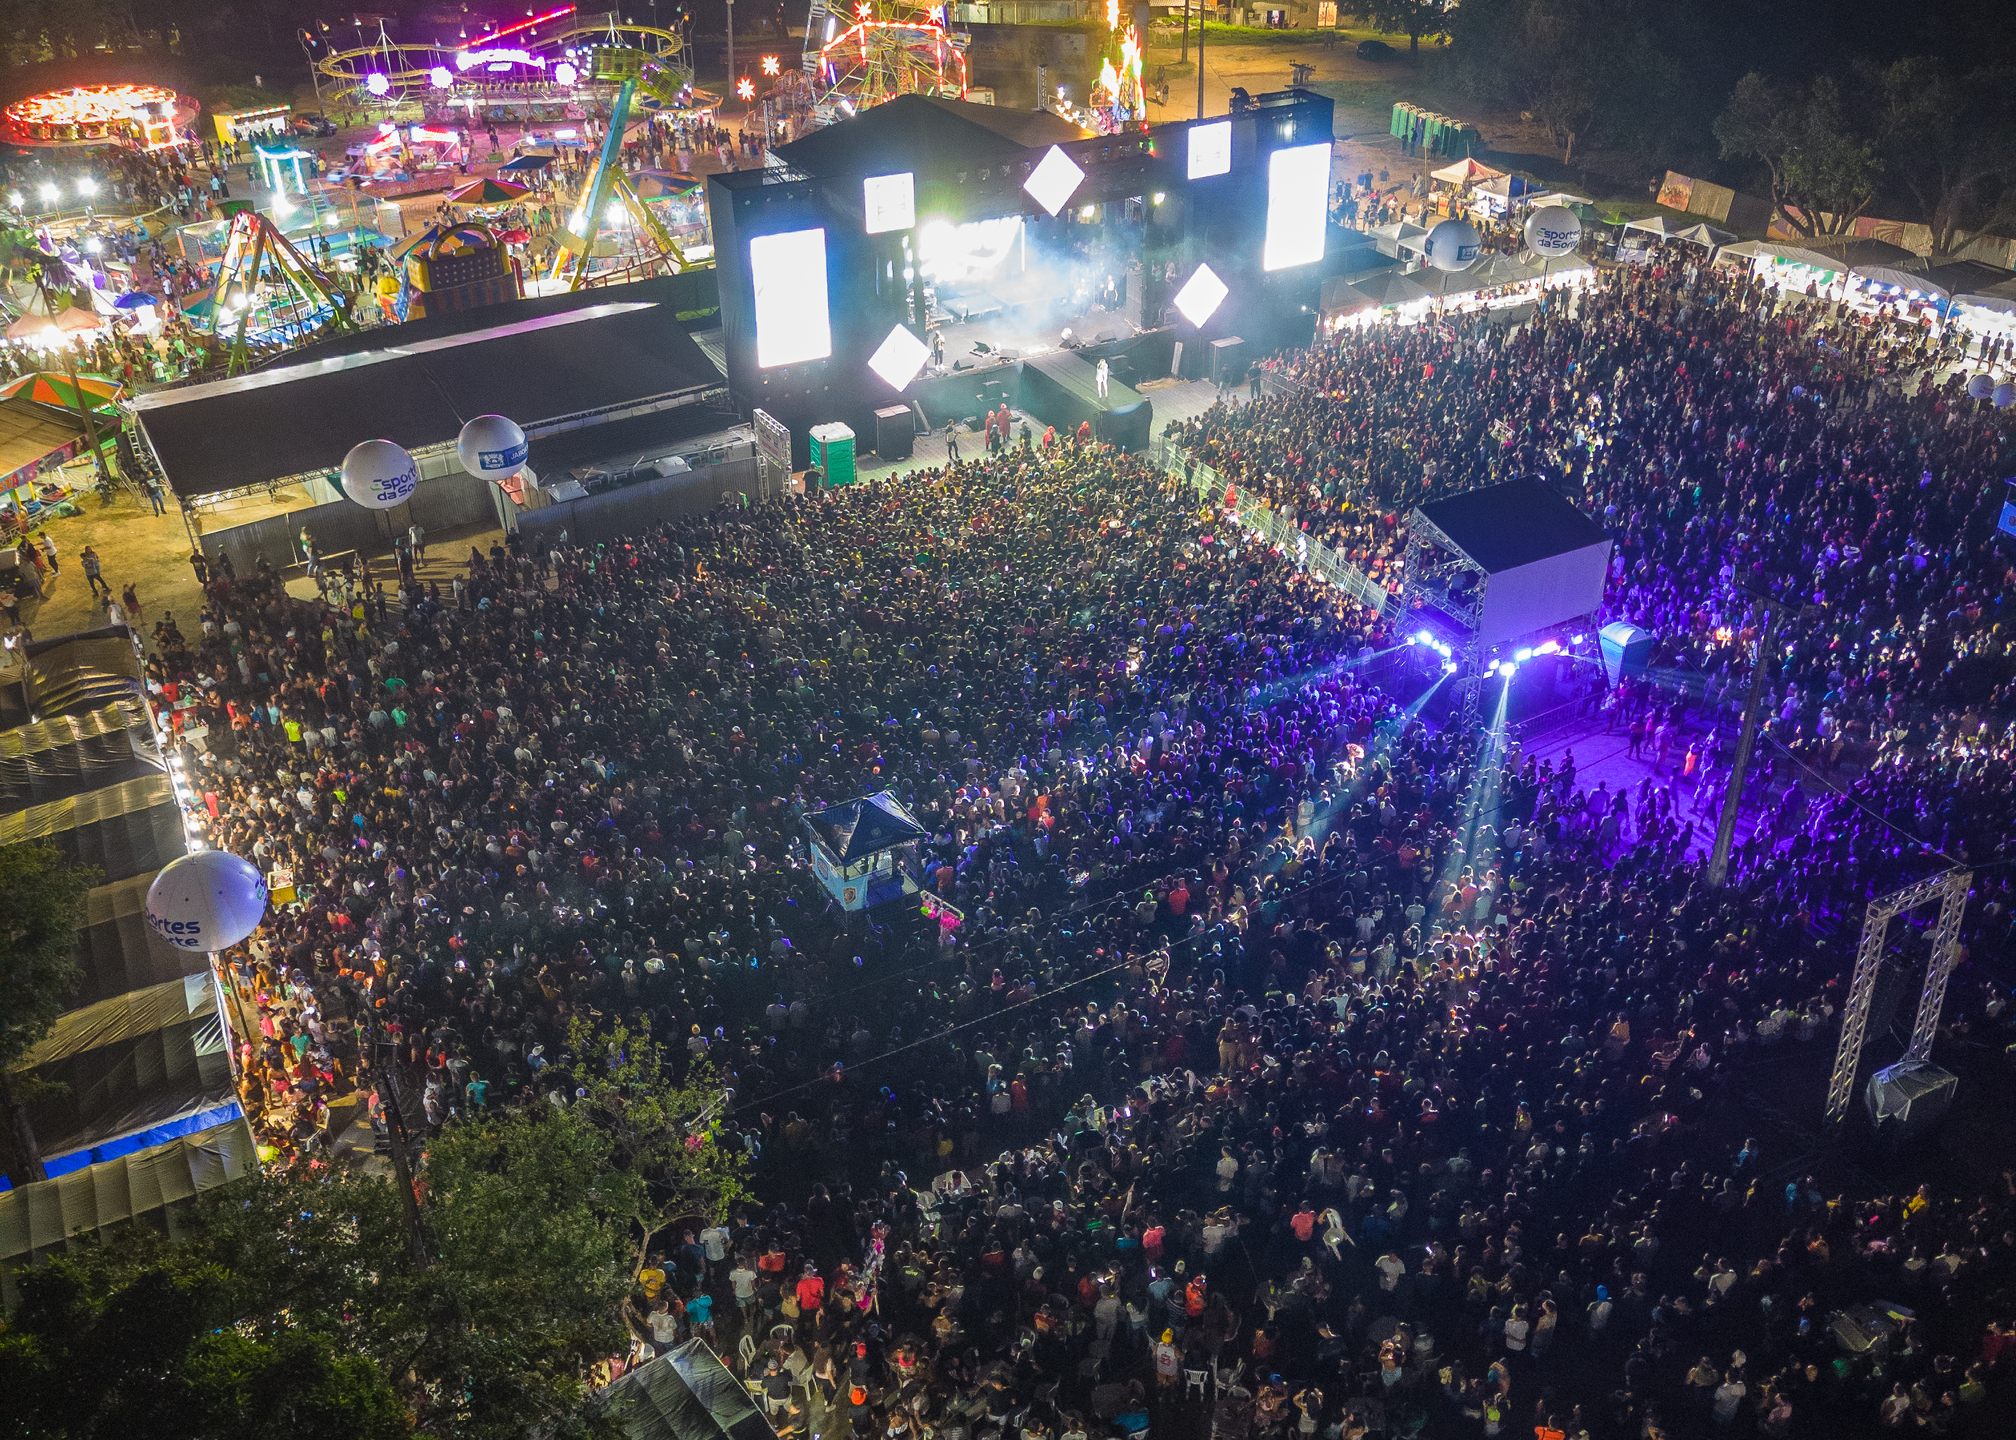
[140,255,2016,1440]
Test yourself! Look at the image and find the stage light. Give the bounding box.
[1443,661,1459,674]
[1514,647,1533,662]
[1497,660,1517,678]
[1152,192,1165,205]
[1264,142,1329,272]
[1023,144,1085,217]
[1188,119,1231,179]
[1415,629,1434,645]
[37,182,58,203]
[431,66,453,87]
[762,54,781,76]
[324,212,340,226]
[6,193,19,208]
[83,236,101,253]
[554,61,578,84]
[737,77,755,101]
[1173,263,1228,328]
[366,72,391,96]
[750,228,832,368]
[1570,633,1587,644]
[77,178,96,197]
[862,171,915,234]
[868,323,930,391]
[1536,639,1560,655]
[1407,633,1421,646]
[1078,204,1096,219]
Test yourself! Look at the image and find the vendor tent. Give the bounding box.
[804,790,929,863]
[1320,277,1379,318]
[1799,236,1922,270]
[1953,294,2016,320]
[0,1113,257,1307]
[1622,215,1690,240]
[1353,272,1434,308]
[1717,240,1840,269]
[596,1341,779,1440]
[1430,157,1503,186]
[19,626,145,720]
[0,698,160,811]
[1673,221,1736,248]
[498,153,554,173]
[1365,220,1427,260]
[1853,266,1946,297]
[0,771,184,881]
[12,972,235,1170]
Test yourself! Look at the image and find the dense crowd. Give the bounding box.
[143,256,2016,1440]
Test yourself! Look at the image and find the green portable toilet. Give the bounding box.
[808,422,856,488]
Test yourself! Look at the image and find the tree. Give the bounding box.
[1869,59,2016,256]
[0,842,93,1186]
[1358,0,1442,58]
[554,1016,748,1283]
[1715,73,1881,238]
[0,1243,407,1440]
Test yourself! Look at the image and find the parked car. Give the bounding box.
[1357,39,1396,61]
[291,113,337,138]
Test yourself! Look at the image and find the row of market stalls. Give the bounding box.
[1324,248,1595,327]
[1712,238,2016,342]
[0,627,255,1307]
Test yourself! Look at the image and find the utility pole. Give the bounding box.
[1181,0,1189,64]
[726,0,737,116]
[1706,596,1802,888]
[1196,3,1205,119]
[373,1071,429,1267]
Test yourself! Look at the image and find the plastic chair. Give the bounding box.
[1184,1369,1210,1402]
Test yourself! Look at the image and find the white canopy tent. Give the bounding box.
[1673,221,1737,248]
[1853,265,1947,298]
[1430,157,1505,187]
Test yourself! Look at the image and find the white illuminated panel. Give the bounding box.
[1173,263,1228,327]
[868,323,930,391]
[750,228,832,369]
[1264,141,1329,272]
[863,171,915,234]
[1188,120,1232,180]
[1023,145,1085,216]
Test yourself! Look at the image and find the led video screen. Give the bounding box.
[1188,120,1231,180]
[750,228,832,369]
[1263,142,1329,272]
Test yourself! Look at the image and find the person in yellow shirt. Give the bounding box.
[638,1257,667,1302]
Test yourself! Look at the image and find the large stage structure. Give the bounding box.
[1397,479,1611,729]
[708,87,1334,464]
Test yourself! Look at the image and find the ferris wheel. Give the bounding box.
[800,0,968,121]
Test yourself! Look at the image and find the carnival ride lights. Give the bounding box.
[810,2,968,116]
[2,84,185,146]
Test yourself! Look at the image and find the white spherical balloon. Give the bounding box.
[1423,218,1481,272]
[1966,373,1994,401]
[1523,204,1582,258]
[1995,382,2015,410]
[340,438,419,510]
[145,851,269,953]
[457,414,529,481]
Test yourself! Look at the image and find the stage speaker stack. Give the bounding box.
[874,406,914,461]
[1210,336,1248,386]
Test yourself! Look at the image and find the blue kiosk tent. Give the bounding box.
[803,790,929,911]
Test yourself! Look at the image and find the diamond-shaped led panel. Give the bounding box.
[1023,145,1086,217]
[868,324,931,392]
[1173,263,1229,328]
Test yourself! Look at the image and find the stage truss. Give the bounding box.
[801,0,968,123]
[1823,869,1972,1127]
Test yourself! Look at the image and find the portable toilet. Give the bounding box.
[1598,621,1652,684]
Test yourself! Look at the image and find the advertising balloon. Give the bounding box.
[456,414,529,481]
[340,438,419,510]
[145,851,269,952]
[1995,382,2015,410]
[1966,373,1994,400]
[1523,204,1582,258]
[1423,218,1481,272]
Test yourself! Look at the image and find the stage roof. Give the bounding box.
[133,280,726,500]
[776,94,1092,178]
[1413,479,1610,573]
